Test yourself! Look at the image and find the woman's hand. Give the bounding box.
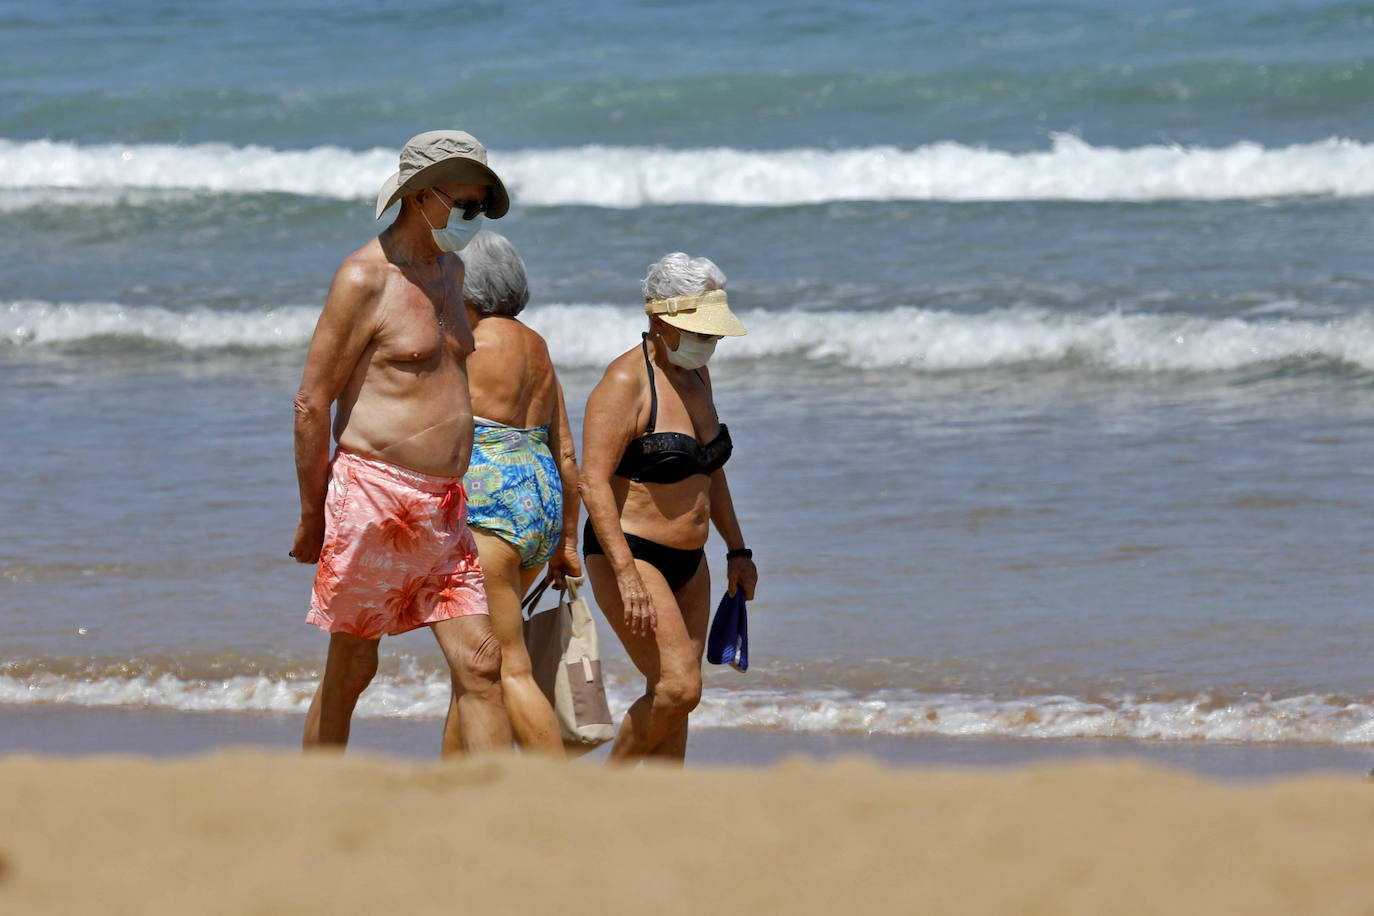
[617,569,657,637]
[727,555,757,600]
[546,540,582,587]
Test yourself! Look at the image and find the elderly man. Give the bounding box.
[290,129,514,752]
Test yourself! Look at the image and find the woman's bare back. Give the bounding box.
[466,315,559,428]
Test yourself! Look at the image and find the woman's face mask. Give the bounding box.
[666,330,719,369]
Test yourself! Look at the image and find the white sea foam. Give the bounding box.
[690,689,1374,745]
[0,139,396,201]
[2,671,1371,744]
[4,135,1374,207]
[7,298,1374,374]
[1,299,320,349]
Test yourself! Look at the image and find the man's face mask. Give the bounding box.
[423,188,486,251]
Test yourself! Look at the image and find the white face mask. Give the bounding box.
[431,213,483,252]
[666,332,718,369]
[422,192,483,251]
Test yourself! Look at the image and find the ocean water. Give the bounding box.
[3,0,1374,749]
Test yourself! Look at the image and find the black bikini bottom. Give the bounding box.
[582,518,705,593]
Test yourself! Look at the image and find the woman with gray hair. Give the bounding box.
[579,252,759,764]
[442,231,581,757]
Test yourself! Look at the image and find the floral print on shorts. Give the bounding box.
[306,448,488,640]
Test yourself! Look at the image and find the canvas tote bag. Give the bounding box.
[521,575,614,748]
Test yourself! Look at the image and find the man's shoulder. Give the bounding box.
[320,243,392,323]
[333,240,391,294]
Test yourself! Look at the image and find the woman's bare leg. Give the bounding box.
[646,562,711,762]
[443,530,563,758]
[585,552,708,764]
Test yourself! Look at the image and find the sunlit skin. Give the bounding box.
[579,315,758,764]
[441,301,582,758]
[291,181,513,754]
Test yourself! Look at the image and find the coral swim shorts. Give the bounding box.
[306,448,488,640]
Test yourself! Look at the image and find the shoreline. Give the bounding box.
[1,703,1369,781]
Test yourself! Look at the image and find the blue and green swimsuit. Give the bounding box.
[463,419,563,569]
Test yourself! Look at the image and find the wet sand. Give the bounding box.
[1,704,1370,781]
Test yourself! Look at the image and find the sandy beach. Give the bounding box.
[7,5,1374,914]
[2,749,1372,915]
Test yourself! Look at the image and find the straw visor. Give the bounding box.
[375,130,510,220]
[644,289,747,337]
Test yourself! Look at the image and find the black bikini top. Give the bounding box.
[615,334,732,484]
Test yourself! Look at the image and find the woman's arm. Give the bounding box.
[579,361,657,636]
[697,366,758,599]
[709,468,757,599]
[545,374,582,584]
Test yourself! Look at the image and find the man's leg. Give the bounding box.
[303,632,380,749]
[433,615,512,753]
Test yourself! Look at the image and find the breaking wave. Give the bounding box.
[7,298,1374,374]
[4,134,1374,207]
[1,665,1370,745]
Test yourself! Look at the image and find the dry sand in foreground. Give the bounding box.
[1,751,1371,915]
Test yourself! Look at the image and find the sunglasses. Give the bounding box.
[430,187,490,221]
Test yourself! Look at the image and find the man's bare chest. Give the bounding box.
[374,277,472,367]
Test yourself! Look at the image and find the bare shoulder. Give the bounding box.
[595,344,650,394]
[515,320,556,364]
[584,346,648,422]
[326,240,389,317]
[584,345,652,451]
[471,317,550,369]
[514,318,548,345]
[475,315,539,344]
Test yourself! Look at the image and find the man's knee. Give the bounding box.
[325,638,379,696]
[454,624,503,689]
[346,653,379,690]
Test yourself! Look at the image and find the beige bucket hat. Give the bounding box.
[644,289,747,337]
[375,129,510,220]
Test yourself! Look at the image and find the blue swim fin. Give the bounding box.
[706,589,748,672]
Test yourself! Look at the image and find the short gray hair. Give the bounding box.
[462,231,530,317]
[642,252,726,301]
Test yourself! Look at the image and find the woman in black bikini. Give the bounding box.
[579,252,759,764]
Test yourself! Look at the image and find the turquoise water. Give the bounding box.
[2,0,1373,746]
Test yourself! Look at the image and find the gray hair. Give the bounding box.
[461,230,531,317]
[641,252,727,301]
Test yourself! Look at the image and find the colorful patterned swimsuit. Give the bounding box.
[463,418,563,569]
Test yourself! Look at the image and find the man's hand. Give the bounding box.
[290,514,326,564]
